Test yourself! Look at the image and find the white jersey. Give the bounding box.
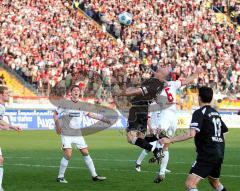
[148,110,160,129]
[148,81,181,137]
[155,80,181,112]
[0,104,6,120]
[56,107,88,130]
[56,101,96,136]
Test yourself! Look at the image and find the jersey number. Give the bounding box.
[164,87,174,103]
[212,118,221,137]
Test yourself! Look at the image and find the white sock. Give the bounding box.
[159,150,169,175]
[188,189,198,191]
[83,155,97,177]
[216,184,224,191]
[136,150,149,165]
[58,157,69,178]
[0,166,3,189]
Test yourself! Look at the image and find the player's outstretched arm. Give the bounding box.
[0,122,9,130]
[86,112,112,125]
[113,87,142,97]
[10,126,22,131]
[160,129,196,144]
[53,111,62,135]
[0,120,21,131]
[181,66,203,86]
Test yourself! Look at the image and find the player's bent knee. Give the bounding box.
[63,151,72,160]
[0,156,4,165]
[127,136,133,144]
[64,154,72,160]
[127,132,134,144]
[137,132,145,139]
[185,179,196,189]
[208,177,220,189]
[80,148,89,156]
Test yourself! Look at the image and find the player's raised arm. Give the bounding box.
[181,66,203,86]
[53,111,62,135]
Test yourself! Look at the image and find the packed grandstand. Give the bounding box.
[0,0,239,104]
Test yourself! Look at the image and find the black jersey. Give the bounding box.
[127,78,164,132]
[190,105,228,163]
[131,78,164,106]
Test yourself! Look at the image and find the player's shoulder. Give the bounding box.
[206,106,221,118]
[168,80,181,87]
[193,105,216,116]
[168,80,178,85]
[193,107,206,116]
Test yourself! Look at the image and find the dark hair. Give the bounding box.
[70,85,80,92]
[199,86,213,103]
[0,86,8,94]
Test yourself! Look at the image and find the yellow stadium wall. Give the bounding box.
[0,68,36,97]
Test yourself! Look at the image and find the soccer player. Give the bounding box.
[0,86,21,191]
[160,86,228,191]
[53,85,108,183]
[114,68,165,162]
[135,105,170,173]
[135,66,202,181]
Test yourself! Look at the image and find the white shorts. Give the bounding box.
[0,147,2,156]
[154,111,177,137]
[61,135,88,150]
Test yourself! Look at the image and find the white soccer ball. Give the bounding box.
[118,12,133,25]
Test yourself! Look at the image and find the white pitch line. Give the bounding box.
[5,156,240,167]
[4,163,240,178]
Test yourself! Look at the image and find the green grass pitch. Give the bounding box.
[0,129,239,191]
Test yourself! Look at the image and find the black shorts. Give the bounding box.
[127,108,148,133]
[127,117,147,133]
[189,160,222,179]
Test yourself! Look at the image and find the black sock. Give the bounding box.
[145,135,158,142]
[222,188,227,191]
[135,138,153,151]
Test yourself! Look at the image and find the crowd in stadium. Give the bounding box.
[0,0,240,100]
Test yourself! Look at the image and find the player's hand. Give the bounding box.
[13,126,22,132]
[55,127,62,135]
[159,137,171,144]
[148,127,154,135]
[155,128,162,136]
[9,125,22,131]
